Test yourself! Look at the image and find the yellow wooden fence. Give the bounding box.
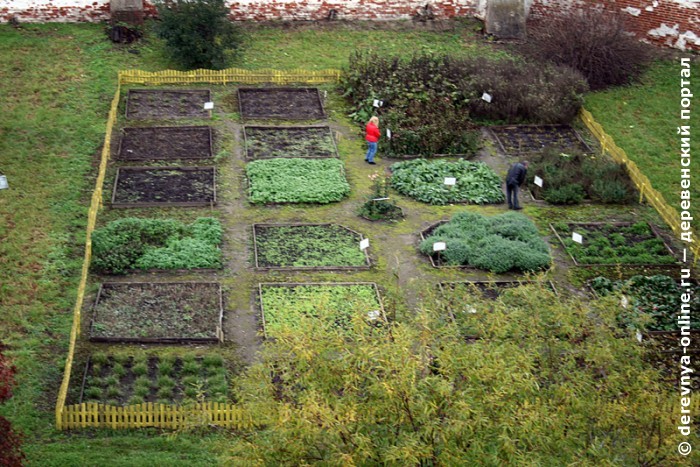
[119,68,342,86]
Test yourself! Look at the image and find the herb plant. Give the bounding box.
[358,172,404,221]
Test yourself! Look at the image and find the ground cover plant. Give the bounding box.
[244,126,337,159]
[126,89,212,120]
[259,284,383,337]
[80,352,229,405]
[238,87,325,120]
[112,166,216,207]
[89,282,223,342]
[527,149,636,205]
[553,222,676,265]
[253,224,368,268]
[118,126,213,161]
[390,159,504,205]
[589,275,700,332]
[91,217,222,274]
[489,124,591,155]
[420,211,551,273]
[246,158,350,204]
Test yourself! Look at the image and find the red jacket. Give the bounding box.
[365,122,380,143]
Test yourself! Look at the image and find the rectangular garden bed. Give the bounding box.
[488,124,591,155]
[258,282,386,338]
[78,352,229,405]
[243,125,338,159]
[126,89,212,120]
[89,282,224,343]
[112,166,216,207]
[117,126,213,161]
[438,280,558,300]
[550,222,677,267]
[238,87,326,120]
[252,223,371,270]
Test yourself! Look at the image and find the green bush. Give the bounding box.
[542,184,585,205]
[155,0,242,70]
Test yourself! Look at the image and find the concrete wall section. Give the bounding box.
[0,0,110,22]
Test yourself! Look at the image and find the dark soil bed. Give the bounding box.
[244,125,337,159]
[112,166,216,207]
[78,353,230,405]
[489,124,591,155]
[238,87,325,120]
[117,126,213,161]
[126,89,211,120]
[89,282,224,343]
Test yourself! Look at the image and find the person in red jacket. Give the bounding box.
[364,116,380,165]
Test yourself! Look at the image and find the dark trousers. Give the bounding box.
[506,182,520,209]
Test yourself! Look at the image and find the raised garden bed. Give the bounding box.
[246,158,349,204]
[488,124,591,155]
[550,222,677,266]
[89,282,224,343]
[390,159,504,205]
[252,223,370,270]
[112,166,216,207]
[419,212,551,273]
[117,126,213,161]
[238,87,325,120]
[258,283,386,338]
[244,125,338,159]
[126,89,212,120]
[78,352,229,405]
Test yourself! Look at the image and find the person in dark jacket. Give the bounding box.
[505,161,529,210]
[364,116,380,165]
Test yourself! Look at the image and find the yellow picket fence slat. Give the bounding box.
[119,68,342,86]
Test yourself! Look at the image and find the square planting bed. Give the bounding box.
[238,87,325,120]
[252,223,370,270]
[244,126,338,159]
[78,352,229,405]
[550,222,677,267]
[112,166,216,207]
[488,124,591,155]
[126,89,211,120]
[89,282,224,343]
[117,126,213,161]
[258,283,386,338]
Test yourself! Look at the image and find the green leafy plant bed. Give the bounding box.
[589,275,700,332]
[244,126,338,159]
[419,212,551,273]
[117,126,213,161]
[259,283,386,338]
[238,87,325,120]
[89,282,224,343]
[551,222,677,266]
[112,166,216,207]
[253,224,370,270]
[390,159,504,205]
[92,217,222,275]
[488,125,591,155]
[78,352,230,405]
[125,89,212,120]
[246,158,350,204]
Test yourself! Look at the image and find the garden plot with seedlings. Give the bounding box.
[258,283,386,338]
[78,353,230,406]
[246,157,349,204]
[253,223,370,270]
[551,222,677,266]
[390,159,504,205]
[244,126,338,159]
[125,89,212,120]
[117,126,213,161]
[238,87,325,120]
[488,124,591,155]
[89,282,224,343]
[439,280,557,301]
[589,275,700,332]
[112,166,216,207]
[419,212,551,273]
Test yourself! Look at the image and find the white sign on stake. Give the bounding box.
[636,329,643,343]
[367,310,381,321]
[481,92,492,103]
[373,99,384,108]
[534,176,544,188]
[204,102,214,110]
[433,242,446,252]
[572,232,583,244]
[386,129,392,139]
[360,238,370,250]
[444,177,456,186]
[0,175,7,190]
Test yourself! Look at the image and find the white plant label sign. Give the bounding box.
[360,238,370,250]
[204,102,214,110]
[534,176,544,187]
[373,99,384,108]
[481,92,492,103]
[444,177,456,186]
[572,232,583,244]
[367,310,381,321]
[433,242,446,252]
[0,175,7,190]
[386,129,392,139]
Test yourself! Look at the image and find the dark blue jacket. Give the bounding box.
[506,163,527,186]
